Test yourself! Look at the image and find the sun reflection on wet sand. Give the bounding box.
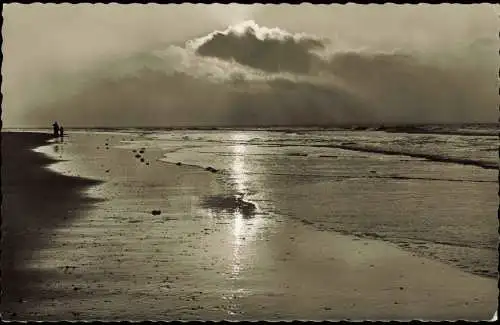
[228,133,266,281]
[229,133,248,280]
[231,211,244,279]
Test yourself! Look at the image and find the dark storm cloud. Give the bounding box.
[195,26,326,74]
[326,52,495,123]
[22,68,371,128]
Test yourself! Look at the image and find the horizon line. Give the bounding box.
[2,122,498,130]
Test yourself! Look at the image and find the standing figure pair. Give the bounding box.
[52,121,64,138]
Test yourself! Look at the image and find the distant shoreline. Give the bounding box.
[3,123,498,137]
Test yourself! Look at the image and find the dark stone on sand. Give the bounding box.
[105,170,110,173]
[201,195,256,218]
[151,210,162,216]
[146,162,150,165]
[140,158,145,162]
[133,150,137,153]
[205,166,218,173]
[139,150,145,154]
[176,162,182,166]
[135,154,141,158]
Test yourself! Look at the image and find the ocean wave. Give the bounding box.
[377,124,499,137]
[318,143,498,170]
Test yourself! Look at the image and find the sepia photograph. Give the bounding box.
[1,3,498,321]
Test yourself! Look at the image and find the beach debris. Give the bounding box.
[201,195,256,218]
[151,210,162,216]
[176,162,182,166]
[205,166,218,173]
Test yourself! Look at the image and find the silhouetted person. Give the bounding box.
[52,121,60,137]
[59,126,64,138]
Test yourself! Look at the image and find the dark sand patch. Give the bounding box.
[1,132,102,319]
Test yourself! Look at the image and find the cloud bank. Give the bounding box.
[2,5,497,127]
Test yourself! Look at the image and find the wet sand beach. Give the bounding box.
[1,131,497,321]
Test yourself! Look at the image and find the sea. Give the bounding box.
[19,123,499,278]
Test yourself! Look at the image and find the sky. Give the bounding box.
[2,4,498,127]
